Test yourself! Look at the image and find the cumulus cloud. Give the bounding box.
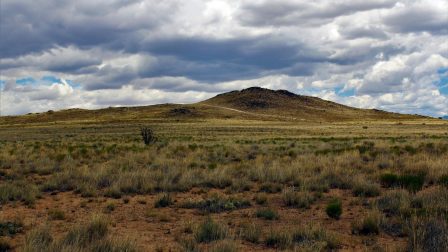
[0,0,447,116]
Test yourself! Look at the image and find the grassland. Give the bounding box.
[0,113,447,251]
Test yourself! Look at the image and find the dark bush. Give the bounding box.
[438,175,448,187]
[408,218,448,252]
[326,199,342,220]
[140,127,156,145]
[398,173,425,193]
[380,173,399,188]
[154,193,173,208]
[259,182,282,193]
[0,220,23,236]
[256,208,279,220]
[265,230,292,249]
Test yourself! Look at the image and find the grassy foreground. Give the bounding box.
[0,118,447,251]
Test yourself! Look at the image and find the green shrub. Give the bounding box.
[256,208,279,220]
[0,220,23,236]
[195,217,228,243]
[437,175,448,187]
[154,193,173,208]
[380,173,399,188]
[399,174,425,193]
[325,199,342,220]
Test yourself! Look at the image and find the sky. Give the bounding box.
[0,0,447,117]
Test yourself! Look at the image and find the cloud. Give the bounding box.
[237,0,396,27]
[0,0,447,117]
[383,0,448,35]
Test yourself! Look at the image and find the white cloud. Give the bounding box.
[1,0,447,117]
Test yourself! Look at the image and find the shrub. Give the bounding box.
[0,181,39,205]
[326,199,342,220]
[63,215,108,246]
[379,173,399,188]
[104,203,116,214]
[23,226,53,252]
[254,193,268,205]
[292,224,341,249]
[352,180,381,197]
[259,183,282,193]
[265,230,292,249]
[376,190,410,216]
[23,218,137,252]
[407,217,448,252]
[438,175,448,187]
[104,187,122,199]
[239,223,261,243]
[209,240,238,252]
[282,188,315,208]
[0,220,23,236]
[352,211,382,235]
[182,195,250,213]
[48,209,65,220]
[140,127,156,145]
[399,173,425,193]
[154,193,173,208]
[195,217,228,243]
[256,208,279,220]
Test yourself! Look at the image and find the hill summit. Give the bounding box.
[200,86,423,120]
[203,86,344,111]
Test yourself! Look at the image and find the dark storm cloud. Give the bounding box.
[139,36,327,79]
[0,0,173,58]
[383,4,448,35]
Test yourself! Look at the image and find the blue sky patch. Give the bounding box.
[42,76,61,84]
[16,77,36,85]
[437,67,448,75]
[335,86,355,97]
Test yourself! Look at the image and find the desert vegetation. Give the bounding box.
[0,115,447,251]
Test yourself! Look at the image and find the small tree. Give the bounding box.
[140,127,156,145]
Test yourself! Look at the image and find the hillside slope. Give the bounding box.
[0,87,428,125]
[200,87,422,121]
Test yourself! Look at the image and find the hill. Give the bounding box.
[0,87,427,125]
[200,87,422,121]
